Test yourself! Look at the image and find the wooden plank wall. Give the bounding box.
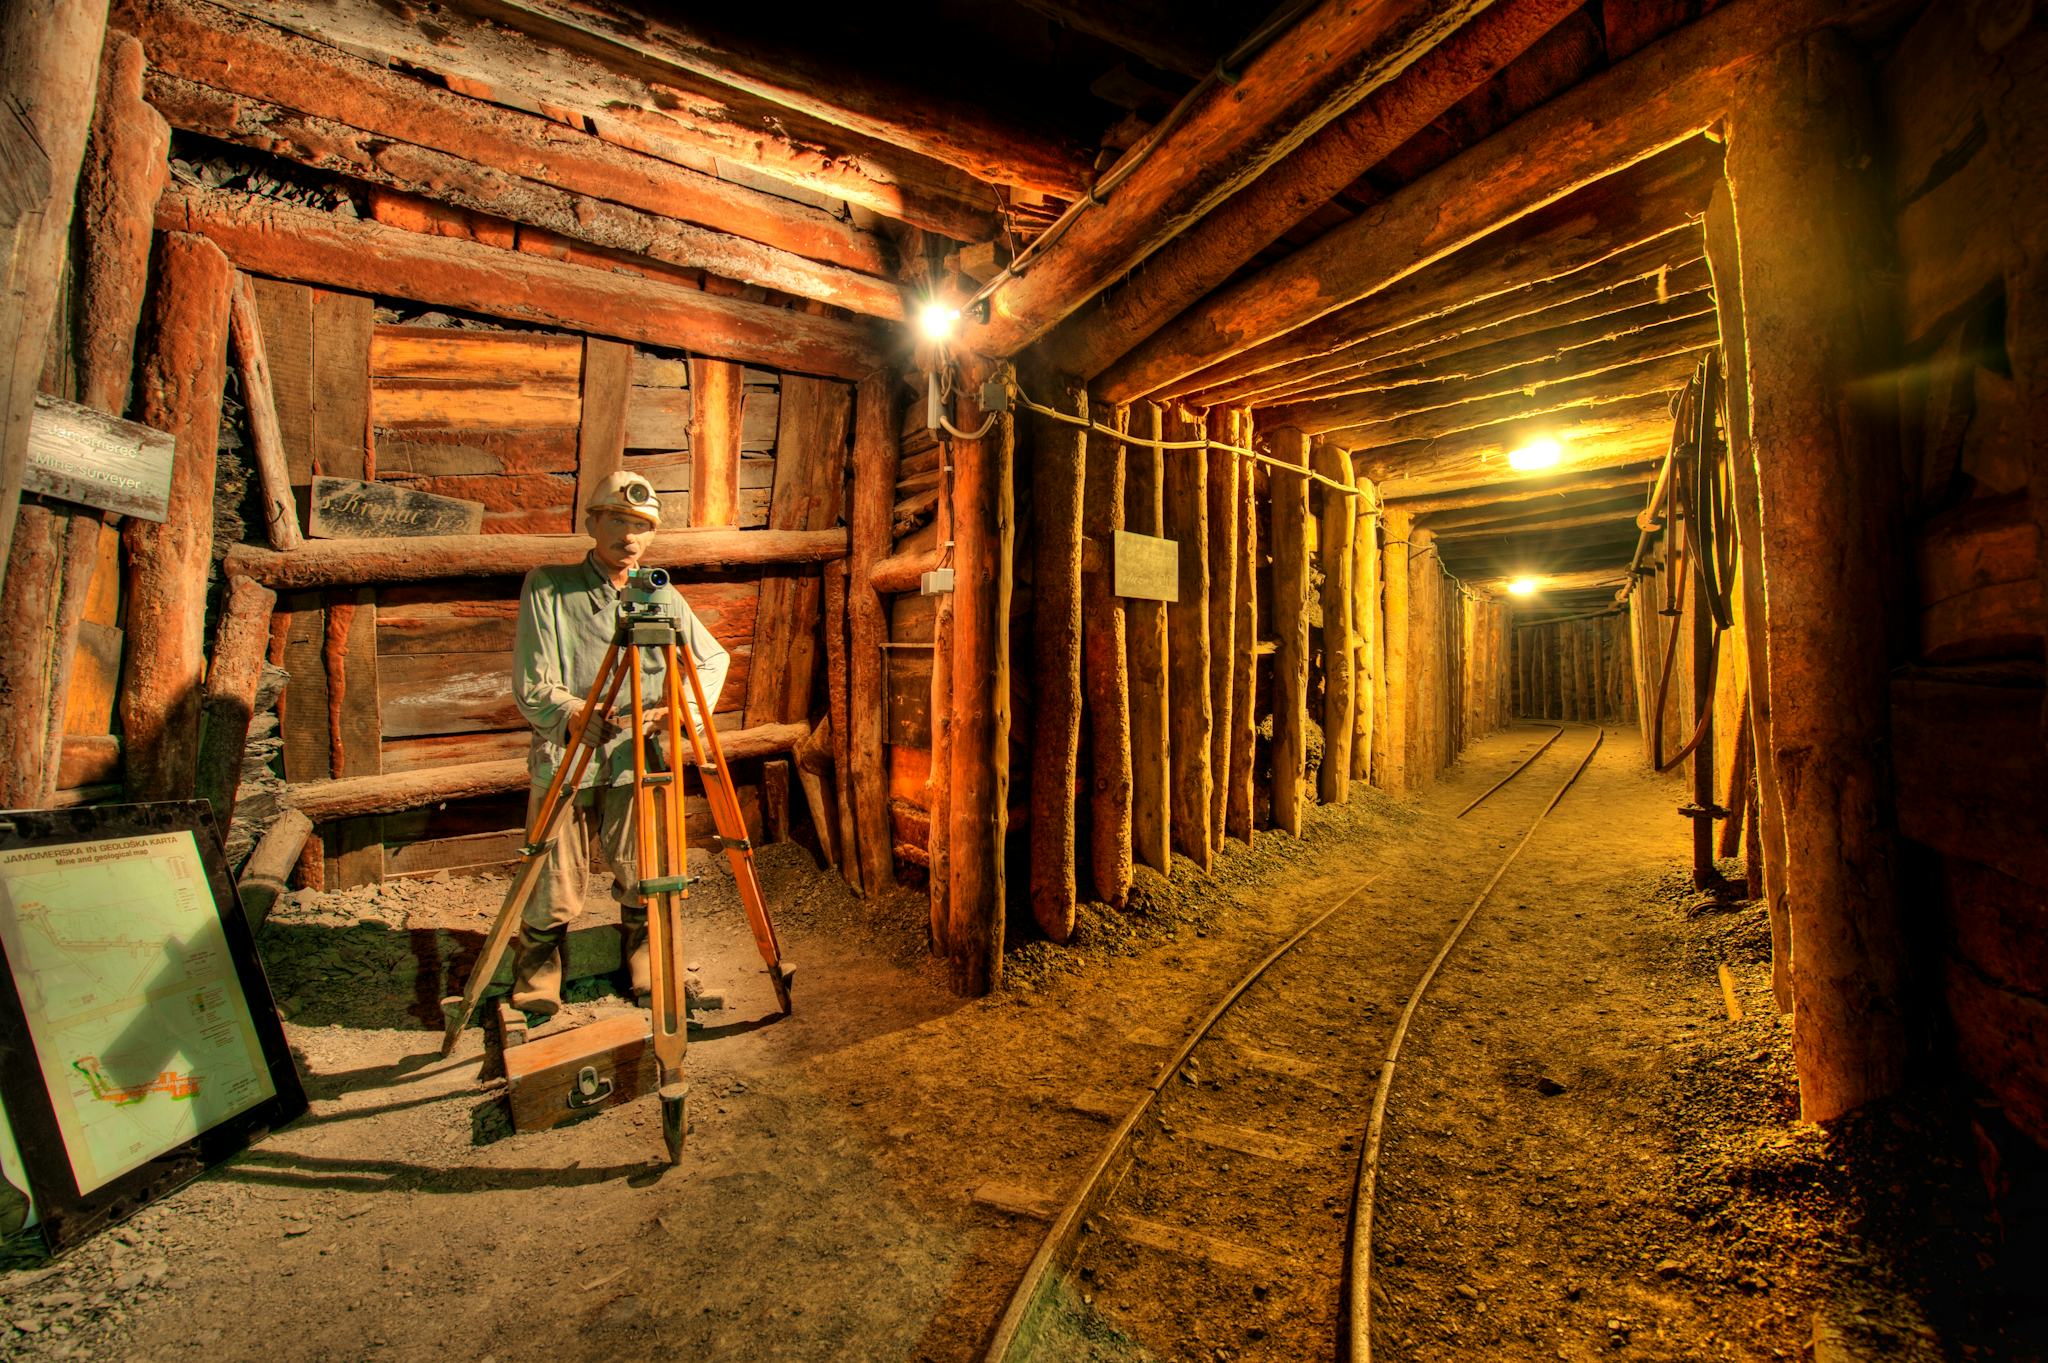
[243,291,795,886]
[1877,5,2048,1150]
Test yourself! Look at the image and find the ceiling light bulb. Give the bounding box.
[1507,577,1538,597]
[917,302,961,343]
[1508,437,1562,472]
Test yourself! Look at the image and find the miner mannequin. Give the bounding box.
[509,471,730,1015]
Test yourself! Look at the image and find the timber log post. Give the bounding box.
[1269,429,1312,833]
[1028,374,1086,942]
[1205,410,1239,851]
[947,358,1013,994]
[1082,402,1133,908]
[195,576,277,826]
[1316,438,1356,804]
[1162,404,1212,867]
[1351,473,1379,785]
[122,232,233,801]
[1704,179,1793,1012]
[1379,505,1413,791]
[78,27,169,418]
[847,374,898,898]
[1725,29,1907,1120]
[1225,410,1259,840]
[1126,403,1172,873]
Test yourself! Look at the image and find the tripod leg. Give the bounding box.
[668,641,793,1013]
[438,650,630,1054]
[631,651,691,1164]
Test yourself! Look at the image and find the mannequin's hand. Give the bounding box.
[639,705,670,735]
[566,698,620,743]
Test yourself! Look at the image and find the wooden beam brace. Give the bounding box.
[122,232,233,802]
[1226,408,1260,839]
[947,359,1014,994]
[1356,395,1673,495]
[1205,409,1240,852]
[224,526,847,590]
[968,0,1494,355]
[79,27,170,416]
[143,74,905,319]
[1162,404,1212,866]
[1034,0,1586,378]
[1095,0,1866,402]
[188,0,997,240]
[1269,430,1312,832]
[1125,402,1171,874]
[124,0,888,275]
[1386,462,1659,512]
[194,575,276,825]
[157,184,883,380]
[1315,438,1356,804]
[688,359,744,528]
[1028,375,1086,943]
[0,0,109,597]
[1191,232,1708,409]
[1082,402,1133,908]
[847,375,898,901]
[1142,142,1716,404]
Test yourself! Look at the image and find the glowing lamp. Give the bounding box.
[1507,437,1562,472]
[917,301,961,343]
[1507,577,1538,597]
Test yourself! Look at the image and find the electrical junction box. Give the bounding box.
[921,567,955,595]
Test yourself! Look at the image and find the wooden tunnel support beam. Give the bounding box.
[1206,410,1240,853]
[848,375,898,901]
[1703,179,1793,1014]
[1082,403,1133,908]
[1126,403,1172,873]
[969,0,1495,355]
[78,27,169,416]
[926,554,955,950]
[1379,506,1413,791]
[1352,475,1380,786]
[1029,374,1086,943]
[194,576,276,825]
[1037,0,1584,380]
[155,185,883,381]
[688,359,744,528]
[1269,429,1312,833]
[822,559,861,895]
[1162,404,1213,867]
[1316,438,1356,804]
[1725,29,1906,1122]
[0,0,109,595]
[1225,410,1259,841]
[122,232,233,802]
[948,360,1014,993]
[1098,0,1857,403]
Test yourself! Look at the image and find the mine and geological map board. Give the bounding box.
[0,830,275,1196]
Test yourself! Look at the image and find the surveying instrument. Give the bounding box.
[437,565,794,1164]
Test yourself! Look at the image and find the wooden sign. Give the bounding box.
[25,394,175,522]
[1113,529,1180,602]
[307,476,485,539]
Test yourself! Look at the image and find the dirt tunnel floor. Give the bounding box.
[2,725,2035,1361]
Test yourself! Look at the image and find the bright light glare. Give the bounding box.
[1507,437,1563,472]
[1507,577,1539,597]
[917,302,961,343]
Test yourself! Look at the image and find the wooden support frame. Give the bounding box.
[1269,429,1312,833]
[1082,402,1133,907]
[1028,375,1086,942]
[1316,438,1357,804]
[848,374,898,901]
[1126,403,1172,873]
[1161,404,1212,867]
[1205,410,1240,852]
[1225,409,1259,841]
[78,26,169,417]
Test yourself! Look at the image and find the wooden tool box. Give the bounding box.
[500,1010,659,1132]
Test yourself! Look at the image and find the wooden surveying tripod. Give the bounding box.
[437,567,793,1163]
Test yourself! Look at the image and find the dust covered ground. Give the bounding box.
[2,726,2038,1361]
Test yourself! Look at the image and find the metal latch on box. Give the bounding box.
[567,1066,614,1109]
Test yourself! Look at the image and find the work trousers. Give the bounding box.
[522,782,644,933]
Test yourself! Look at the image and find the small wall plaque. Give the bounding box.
[25,395,175,522]
[1113,529,1178,602]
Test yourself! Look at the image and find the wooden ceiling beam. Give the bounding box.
[1095,0,1864,402]
[1485,565,1632,593]
[1359,398,1673,496]
[1384,461,1658,512]
[1316,349,1699,446]
[157,184,885,380]
[1145,140,1715,403]
[1271,288,1716,406]
[145,74,906,319]
[458,0,1095,199]
[1436,515,1645,553]
[964,0,1498,356]
[1425,489,1646,532]
[1189,231,1706,407]
[1264,312,1715,434]
[187,0,998,241]
[1027,0,1588,374]
[1440,537,1642,576]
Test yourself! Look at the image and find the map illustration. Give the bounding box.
[0,831,274,1194]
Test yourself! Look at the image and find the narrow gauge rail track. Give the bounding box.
[981,724,1607,1363]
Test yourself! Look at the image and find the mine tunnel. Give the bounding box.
[0,0,2043,1358]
